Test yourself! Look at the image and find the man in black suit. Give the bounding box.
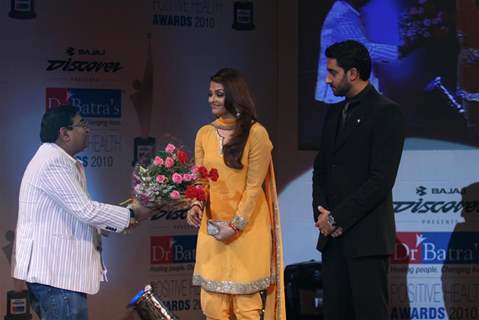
[312,40,405,320]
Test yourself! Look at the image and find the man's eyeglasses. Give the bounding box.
[66,119,88,130]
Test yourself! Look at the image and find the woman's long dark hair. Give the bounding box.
[211,68,257,169]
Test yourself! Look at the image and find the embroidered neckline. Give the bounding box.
[215,129,225,155]
[212,118,235,156]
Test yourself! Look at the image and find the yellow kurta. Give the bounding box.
[193,120,273,292]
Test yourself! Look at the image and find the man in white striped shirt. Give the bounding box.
[11,106,152,320]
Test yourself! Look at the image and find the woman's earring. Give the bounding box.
[235,110,241,118]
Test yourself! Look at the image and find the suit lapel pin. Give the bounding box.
[357,118,361,124]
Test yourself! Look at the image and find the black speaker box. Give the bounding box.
[284,260,324,320]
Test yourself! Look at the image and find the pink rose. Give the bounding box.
[156,175,167,183]
[164,157,175,168]
[165,143,176,154]
[183,173,193,182]
[172,173,183,184]
[153,156,164,166]
[191,166,198,177]
[169,190,180,199]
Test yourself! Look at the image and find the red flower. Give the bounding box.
[176,149,189,164]
[195,188,207,201]
[208,168,219,182]
[185,185,197,199]
[197,166,209,179]
[185,185,207,201]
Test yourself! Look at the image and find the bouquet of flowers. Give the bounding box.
[131,143,218,212]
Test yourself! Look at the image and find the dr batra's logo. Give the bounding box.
[392,232,479,264]
[150,235,196,264]
[46,88,121,118]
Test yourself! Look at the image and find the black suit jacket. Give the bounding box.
[312,85,405,257]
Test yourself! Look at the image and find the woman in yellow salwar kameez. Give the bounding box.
[186,68,286,320]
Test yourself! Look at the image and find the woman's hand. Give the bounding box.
[186,205,203,227]
[213,223,236,241]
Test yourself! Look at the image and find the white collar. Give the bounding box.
[339,1,360,16]
[48,143,79,164]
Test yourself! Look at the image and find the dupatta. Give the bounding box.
[263,160,287,319]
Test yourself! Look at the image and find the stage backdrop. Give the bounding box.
[0,0,279,319]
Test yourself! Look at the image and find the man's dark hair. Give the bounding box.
[325,40,372,80]
[40,105,78,142]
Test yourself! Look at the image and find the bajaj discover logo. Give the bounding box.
[46,47,122,72]
[394,185,473,214]
[416,186,427,196]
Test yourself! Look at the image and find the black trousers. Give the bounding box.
[321,237,390,320]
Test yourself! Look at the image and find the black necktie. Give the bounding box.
[340,101,351,130]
